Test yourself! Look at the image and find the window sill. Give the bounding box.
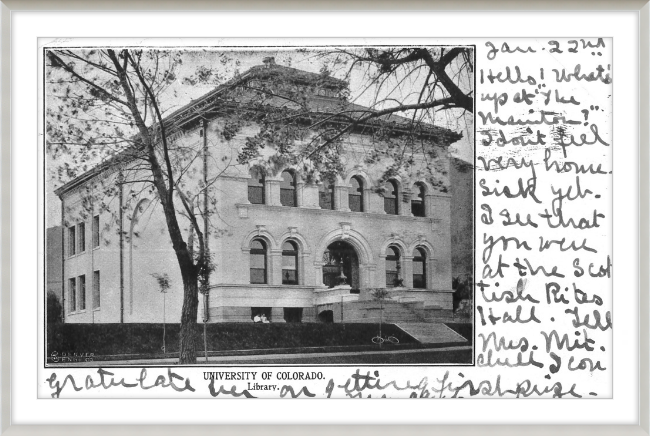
[236,203,435,222]
[212,284,316,291]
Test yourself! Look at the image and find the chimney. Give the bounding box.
[262,57,276,68]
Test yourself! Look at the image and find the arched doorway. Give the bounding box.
[318,310,334,323]
[322,240,360,290]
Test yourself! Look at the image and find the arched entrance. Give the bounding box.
[322,240,360,290]
[318,310,334,323]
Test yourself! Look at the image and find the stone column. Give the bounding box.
[363,187,372,213]
[295,181,304,207]
[377,254,387,288]
[402,255,414,288]
[427,257,435,290]
[296,251,305,286]
[301,183,320,209]
[266,179,282,206]
[359,264,377,289]
[401,191,412,216]
[425,193,436,218]
[271,307,286,323]
[368,188,384,214]
[269,249,282,285]
[335,186,351,211]
[313,261,327,287]
[302,307,317,323]
[430,194,452,291]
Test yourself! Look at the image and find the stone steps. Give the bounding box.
[394,322,468,344]
[339,300,455,324]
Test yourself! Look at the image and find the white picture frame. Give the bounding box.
[2,1,648,434]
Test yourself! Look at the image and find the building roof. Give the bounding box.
[54,60,463,197]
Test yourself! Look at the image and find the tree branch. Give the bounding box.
[47,51,130,107]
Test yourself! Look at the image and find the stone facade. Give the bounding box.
[54,63,464,324]
[449,157,475,282]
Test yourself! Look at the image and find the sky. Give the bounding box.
[46,47,474,226]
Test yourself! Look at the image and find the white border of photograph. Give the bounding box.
[3,3,646,432]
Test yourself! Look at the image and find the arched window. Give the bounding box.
[282,240,299,285]
[411,183,426,217]
[250,239,267,284]
[319,179,335,210]
[248,168,265,204]
[280,170,297,207]
[413,247,427,289]
[385,246,401,288]
[349,176,364,212]
[384,180,399,215]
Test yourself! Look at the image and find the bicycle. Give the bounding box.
[371,335,399,345]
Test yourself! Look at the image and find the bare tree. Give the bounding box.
[47,46,473,363]
[327,47,473,120]
[47,48,234,364]
[235,47,473,192]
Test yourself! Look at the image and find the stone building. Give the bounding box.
[53,60,467,324]
[449,157,474,282]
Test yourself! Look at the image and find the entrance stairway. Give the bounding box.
[330,300,467,345]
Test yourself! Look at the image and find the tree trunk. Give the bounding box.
[178,269,200,364]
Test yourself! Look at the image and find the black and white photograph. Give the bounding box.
[44,46,476,367]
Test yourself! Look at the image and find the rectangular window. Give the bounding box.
[248,186,265,204]
[78,275,86,311]
[92,215,100,248]
[250,252,266,284]
[77,222,86,253]
[280,189,296,207]
[385,271,399,288]
[250,269,266,284]
[282,255,297,285]
[411,200,425,217]
[319,185,335,210]
[384,197,398,215]
[283,307,303,323]
[93,271,100,309]
[68,277,76,312]
[282,255,296,269]
[413,261,426,288]
[319,192,332,209]
[68,226,76,256]
[251,307,272,322]
[349,195,362,212]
